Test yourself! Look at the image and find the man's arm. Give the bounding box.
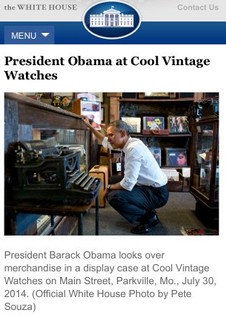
[82,116,105,143]
[109,182,124,190]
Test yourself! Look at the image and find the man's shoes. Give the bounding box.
[131,215,159,235]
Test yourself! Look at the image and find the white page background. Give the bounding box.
[1,44,225,315]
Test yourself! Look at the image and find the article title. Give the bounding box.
[4,55,211,80]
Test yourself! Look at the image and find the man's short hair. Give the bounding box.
[108,120,131,135]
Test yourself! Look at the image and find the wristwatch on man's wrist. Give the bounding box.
[107,184,111,190]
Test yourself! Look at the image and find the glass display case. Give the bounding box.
[4,93,93,235]
[190,117,219,210]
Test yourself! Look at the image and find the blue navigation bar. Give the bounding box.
[4,25,54,44]
[1,22,226,44]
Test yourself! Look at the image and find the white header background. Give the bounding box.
[0,43,225,315]
[0,0,226,21]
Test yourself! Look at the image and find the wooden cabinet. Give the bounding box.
[4,93,92,235]
[190,116,219,213]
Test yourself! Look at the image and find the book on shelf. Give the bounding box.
[165,148,188,167]
[167,116,190,133]
[148,147,161,166]
[143,116,165,130]
[121,117,141,133]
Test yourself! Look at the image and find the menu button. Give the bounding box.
[11,32,37,40]
[4,26,54,44]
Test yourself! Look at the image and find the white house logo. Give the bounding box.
[83,1,141,39]
[90,6,134,28]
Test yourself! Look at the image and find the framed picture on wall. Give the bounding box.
[121,117,141,133]
[165,148,188,167]
[148,147,162,166]
[139,93,177,99]
[143,116,165,130]
[168,116,190,133]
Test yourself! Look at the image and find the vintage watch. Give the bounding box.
[107,184,111,190]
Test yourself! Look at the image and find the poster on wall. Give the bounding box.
[166,148,188,167]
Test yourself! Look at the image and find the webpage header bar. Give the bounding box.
[1,22,226,44]
[0,0,226,22]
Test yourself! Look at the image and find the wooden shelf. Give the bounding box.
[132,133,191,138]
[5,93,88,130]
[120,97,194,103]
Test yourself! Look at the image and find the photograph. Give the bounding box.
[139,92,176,98]
[166,148,188,167]
[80,100,101,130]
[168,116,190,133]
[143,116,165,130]
[148,147,162,166]
[4,92,218,238]
[121,117,141,133]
